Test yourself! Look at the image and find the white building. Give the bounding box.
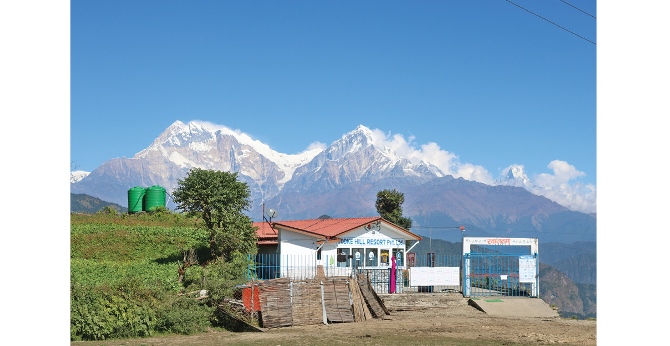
[253,217,422,281]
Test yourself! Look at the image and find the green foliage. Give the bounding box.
[155,297,215,335]
[71,208,204,228]
[71,224,208,262]
[97,205,119,215]
[71,258,182,292]
[200,254,252,303]
[70,210,257,341]
[375,188,412,229]
[172,168,257,260]
[182,263,206,289]
[70,281,160,341]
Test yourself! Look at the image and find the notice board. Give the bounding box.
[409,267,460,286]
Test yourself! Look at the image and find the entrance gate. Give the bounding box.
[462,237,539,297]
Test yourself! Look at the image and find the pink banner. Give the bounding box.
[390,256,396,293]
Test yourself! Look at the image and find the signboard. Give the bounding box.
[519,255,537,283]
[410,267,460,286]
[338,237,405,246]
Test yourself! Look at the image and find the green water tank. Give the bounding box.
[128,186,146,214]
[143,185,166,211]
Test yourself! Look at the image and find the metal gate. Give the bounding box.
[462,237,539,297]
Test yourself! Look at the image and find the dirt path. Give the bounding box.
[71,293,596,346]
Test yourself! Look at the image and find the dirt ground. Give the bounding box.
[71,293,596,346]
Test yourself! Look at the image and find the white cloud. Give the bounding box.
[371,128,596,214]
[304,141,327,152]
[529,160,596,214]
[370,129,493,183]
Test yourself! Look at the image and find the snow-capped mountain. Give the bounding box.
[71,120,596,243]
[70,170,90,183]
[496,165,533,188]
[71,121,446,208]
[135,120,321,188]
[282,125,444,193]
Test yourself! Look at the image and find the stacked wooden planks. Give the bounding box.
[349,276,373,322]
[258,278,293,328]
[255,274,388,328]
[356,273,389,318]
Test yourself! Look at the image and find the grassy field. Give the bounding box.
[70,210,235,341]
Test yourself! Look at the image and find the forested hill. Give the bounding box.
[71,193,128,214]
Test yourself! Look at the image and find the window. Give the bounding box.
[393,248,404,266]
[352,248,364,268]
[380,249,390,266]
[365,248,378,267]
[337,248,350,267]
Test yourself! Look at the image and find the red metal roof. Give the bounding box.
[254,217,422,244]
[271,217,422,240]
[253,221,278,240]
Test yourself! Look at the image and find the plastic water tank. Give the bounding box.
[143,185,166,211]
[127,186,146,214]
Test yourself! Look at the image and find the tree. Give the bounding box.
[375,188,412,229]
[172,168,257,260]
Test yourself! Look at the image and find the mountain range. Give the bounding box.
[71,120,596,244]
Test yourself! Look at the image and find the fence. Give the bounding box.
[463,243,539,297]
[247,253,464,294]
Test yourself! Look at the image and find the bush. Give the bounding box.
[97,206,118,215]
[70,282,159,341]
[155,296,215,335]
[200,253,251,303]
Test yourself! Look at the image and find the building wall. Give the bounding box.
[275,223,415,280]
[333,225,409,269]
[278,230,318,279]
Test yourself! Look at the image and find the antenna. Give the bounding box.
[262,203,278,234]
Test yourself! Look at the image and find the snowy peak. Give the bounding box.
[323,125,373,160]
[70,170,90,183]
[497,165,532,188]
[324,125,403,163]
[133,120,323,187]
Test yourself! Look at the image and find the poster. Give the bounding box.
[519,255,536,283]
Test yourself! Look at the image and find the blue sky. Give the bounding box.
[70,0,596,196]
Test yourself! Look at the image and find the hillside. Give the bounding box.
[71,193,128,214]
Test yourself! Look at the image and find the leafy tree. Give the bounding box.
[172,168,257,260]
[375,188,412,229]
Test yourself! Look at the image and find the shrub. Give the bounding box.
[97,206,119,215]
[200,253,251,303]
[154,296,215,335]
[70,281,159,341]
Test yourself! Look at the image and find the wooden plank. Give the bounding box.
[349,276,372,322]
[316,265,326,278]
[365,275,390,315]
[357,273,386,318]
[216,305,265,332]
[323,277,354,323]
